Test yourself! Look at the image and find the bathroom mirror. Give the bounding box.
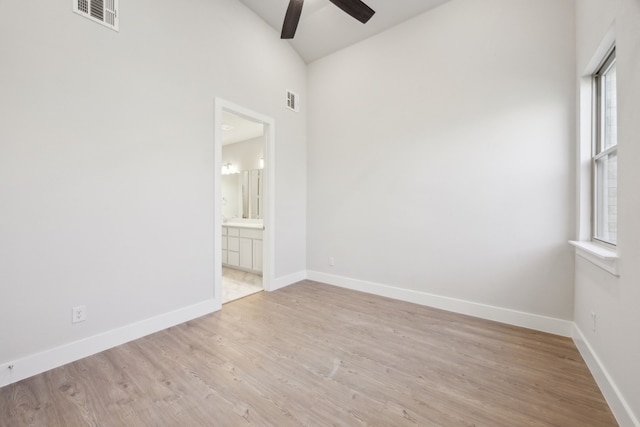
[222,169,262,220]
[241,170,249,219]
[250,169,263,219]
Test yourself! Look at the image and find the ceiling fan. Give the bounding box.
[281,0,375,39]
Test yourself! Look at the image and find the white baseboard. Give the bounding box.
[0,299,217,388]
[306,271,573,337]
[306,271,639,425]
[573,325,640,427]
[3,273,635,426]
[270,270,307,292]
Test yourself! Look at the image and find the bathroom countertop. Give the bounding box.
[223,222,264,230]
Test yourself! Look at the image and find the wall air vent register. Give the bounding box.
[74,0,119,31]
[286,90,299,112]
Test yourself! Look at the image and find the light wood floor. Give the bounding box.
[1,281,617,426]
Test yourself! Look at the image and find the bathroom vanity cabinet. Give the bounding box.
[222,225,263,274]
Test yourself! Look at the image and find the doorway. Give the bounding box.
[214,99,274,309]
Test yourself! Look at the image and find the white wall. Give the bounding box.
[307,0,576,322]
[574,0,640,424]
[0,0,306,381]
[222,137,264,173]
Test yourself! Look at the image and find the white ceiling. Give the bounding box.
[221,111,264,145]
[237,0,450,63]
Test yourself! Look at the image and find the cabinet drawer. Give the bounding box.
[240,228,263,240]
[221,236,227,250]
[222,227,228,236]
[221,250,228,264]
[227,227,240,237]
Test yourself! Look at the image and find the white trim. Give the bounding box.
[582,26,617,77]
[271,271,307,292]
[0,300,216,388]
[214,98,275,298]
[569,240,619,276]
[306,271,573,337]
[575,25,616,242]
[573,325,640,427]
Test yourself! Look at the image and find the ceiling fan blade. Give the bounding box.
[328,0,375,24]
[281,0,304,39]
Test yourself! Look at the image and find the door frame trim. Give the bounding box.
[214,98,275,309]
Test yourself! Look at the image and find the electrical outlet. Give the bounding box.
[328,257,335,267]
[72,305,87,324]
[591,311,597,332]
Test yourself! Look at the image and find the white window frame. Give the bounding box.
[592,47,617,247]
[569,36,619,277]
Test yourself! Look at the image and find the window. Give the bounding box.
[73,0,119,31]
[593,48,617,245]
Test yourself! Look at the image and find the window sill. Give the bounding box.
[569,240,619,276]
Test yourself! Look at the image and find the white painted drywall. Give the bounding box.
[222,137,264,174]
[574,0,640,423]
[0,0,306,371]
[307,0,576,319]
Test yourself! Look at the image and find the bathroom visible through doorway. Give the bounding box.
[214,99,275,308]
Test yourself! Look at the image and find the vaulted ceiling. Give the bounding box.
[237,0,451,63]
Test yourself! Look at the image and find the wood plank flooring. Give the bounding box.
[1,281,618,426]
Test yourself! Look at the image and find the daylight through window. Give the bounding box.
[593,48,617,245]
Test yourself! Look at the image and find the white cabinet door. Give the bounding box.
[252,239,263,272]
[222,226,263,273]
[226,232,240,266]
[227,236,239,252]
[227,251,240,266]
[239,238,253,270]
[240,228,262,240]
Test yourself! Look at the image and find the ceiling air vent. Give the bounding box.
[74,0,119,31]
[286,90,299,112]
